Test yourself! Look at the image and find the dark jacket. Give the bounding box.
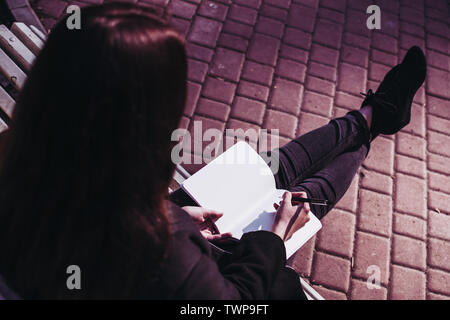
[158,201,307,299]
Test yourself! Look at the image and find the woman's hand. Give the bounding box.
[271,191,310,241]
[182,206,232,241]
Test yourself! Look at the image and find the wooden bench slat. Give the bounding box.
[11,22,44,56]
[0,24,36,72]
[0,85,15,118]
[0,47,26,90]
[30,25,47,42]
[0,117,7,133]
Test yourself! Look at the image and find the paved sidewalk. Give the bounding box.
[30,0,450,299]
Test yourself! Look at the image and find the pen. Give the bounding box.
[207,218,220,235]
[291,196,328,206]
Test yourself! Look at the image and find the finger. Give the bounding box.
[273,203,279,210]
[303,201,310,213]
[205,232,232,241]
[204,210,224,222]
[291,191,308,198]
[281,191,292,208]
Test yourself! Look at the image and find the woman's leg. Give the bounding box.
[268,110,371,191]
[289,144,367,219]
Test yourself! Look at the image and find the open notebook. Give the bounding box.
[181,141,322,258]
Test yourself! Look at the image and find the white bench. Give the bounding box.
[0,22,324,301]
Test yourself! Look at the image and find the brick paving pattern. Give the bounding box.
[29,0,450,299]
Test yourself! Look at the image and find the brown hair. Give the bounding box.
[0,2,187,299]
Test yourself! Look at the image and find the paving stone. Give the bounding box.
[185,81,202,116]
[218,33,249,52]
[229,4,258,25]
[169,0,197,19]
[313,19,343,49]
[363,136,395,175]
[393,212,427,241]
[369,62,391,82]
[195,97,230,122]
[312,285,348,300]
[311,252,351,292]
[223,19,253,38]
[427,95,450,120]
[429,191,450,215]
[337,63,367,96]
[231,96,266,125]
[360,169,393,195]
[427,67,450,100]
[372,33,398,55]
[345,9,370,37]
[392,234,427,271]
[307,61,337,82]
[428,238,450,272]
[255,16,284,38]
[427,34,449,55]
[343,32,371,50]
[188,16,222,47]
[335,175,359,213]
[297,111,329,136]
[428,130,450,157]
[400,6,424,26]
[427,50,450,72]
[390,265,426,300]
[210,48,245,82]
[284,27,312,51]
[263,109,297,138]
[305,76,335,97]
[242,61,274,86]
[395,173,427,218]
[429,171,450,194]
[358,188,392,237]
[334,91,362,109]
[350,278,388,300]
[320,0,346,12]
[188,115,225,155]
[197,1,228,21]
[288,4,317,33]
[225,118,261,143]
[260,3,288,21]
[186,43,215,62]
[310,43,339,67]
[237,81,270,102]
[279,44,309,64]
[353,231,390,286]
[341,45,369,68]
[288,236,316,277]
[202,77,237,104]
[427,152,450,177]
[427,269,450,296]
[399,33,425,51]
[428,211,450,241]
[269,78,304,115]
[275,59,307,83]
[301,90,333,117]
[317,7,345,25]
[396,132,426,160]
[187,58,208,83]
[317,209,355,258]
[265,0,290,9]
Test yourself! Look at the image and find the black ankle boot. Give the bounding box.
[361,46,427,139]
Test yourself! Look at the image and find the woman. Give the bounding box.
[0,2,426,299]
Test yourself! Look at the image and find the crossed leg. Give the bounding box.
[267,110,371,220]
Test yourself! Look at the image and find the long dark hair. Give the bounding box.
[0,2,187,299]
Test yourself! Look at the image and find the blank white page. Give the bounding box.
[181,142,276,232]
